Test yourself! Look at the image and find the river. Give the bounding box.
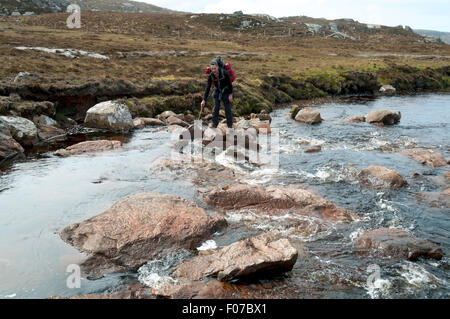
[0,93,448,299]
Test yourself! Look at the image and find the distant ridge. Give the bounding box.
[414,29,450,45]
[0,0,181,16]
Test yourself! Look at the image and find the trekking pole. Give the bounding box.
[198,102,204,121]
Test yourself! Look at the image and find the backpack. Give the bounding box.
[204,57,236,86]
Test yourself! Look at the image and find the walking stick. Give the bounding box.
[198,102,204,121]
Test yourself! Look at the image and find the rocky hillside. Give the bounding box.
[414,29,450,45]
[0,0,179,16]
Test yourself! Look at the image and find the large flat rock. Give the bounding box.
[204,183,358,223]
[60,193,227,269]
[54,140,121,157]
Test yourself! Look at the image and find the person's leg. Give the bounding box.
[222,93,233,128]
[212,93,220,128]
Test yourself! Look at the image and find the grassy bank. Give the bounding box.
[1,12,450,120]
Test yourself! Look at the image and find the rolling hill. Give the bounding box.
[0,0,180,16]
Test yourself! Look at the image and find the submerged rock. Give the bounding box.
[294,108,322,124]
[365,110,401,125]
[60,193,227,270]
[50,283,154,299]
[53,140,121,157]
[402,148,448,168]
[415,188,450,208]
[346,115,365,123]
[0,115,38,147]
[358,165,407,189]
[84,101,134,132]
[354,228,443,261]
[304,145,322,153]
[165,280,273,299]
[431,172,450,188]
[174,231,298,282]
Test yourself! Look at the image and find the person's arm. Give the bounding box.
[225,71,233,102]
[203,74,212,101]
[226,71,233,95]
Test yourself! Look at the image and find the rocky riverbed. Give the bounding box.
[0,93,449,299]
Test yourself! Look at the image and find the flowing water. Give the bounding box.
[0,93,449,299]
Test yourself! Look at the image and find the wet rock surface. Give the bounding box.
[304,145,322,153]
[354,228,443,261]
[174,231,298,281]
[204,183,359,223]
[294,108,323,124]
[346,115,365,123]
[50,283,155,299]
[365,110,401,125]
[60,193,227,272]
[358,165,407,189]
[54,140,121,157]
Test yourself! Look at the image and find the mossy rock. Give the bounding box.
[290,105,301,119]
[306,73,344,95]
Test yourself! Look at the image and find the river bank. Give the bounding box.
[1,63,450,170]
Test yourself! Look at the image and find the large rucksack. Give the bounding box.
[204,57,236,86]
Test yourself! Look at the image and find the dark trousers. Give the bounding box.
[212,92,233,128]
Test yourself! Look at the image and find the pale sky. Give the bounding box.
[139,0,450,32]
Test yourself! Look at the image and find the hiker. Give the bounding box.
[201,58,234,129]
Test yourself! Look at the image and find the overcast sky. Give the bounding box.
[139,0,450,32]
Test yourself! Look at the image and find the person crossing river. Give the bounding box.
[201,58,234,129]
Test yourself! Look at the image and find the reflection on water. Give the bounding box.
[0,93,449,298]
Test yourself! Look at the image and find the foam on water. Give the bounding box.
[197,240,218,251]
[397,262,442,289]
[366,278,392,299]
[137,250,191,290]
[225,210,335,241]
